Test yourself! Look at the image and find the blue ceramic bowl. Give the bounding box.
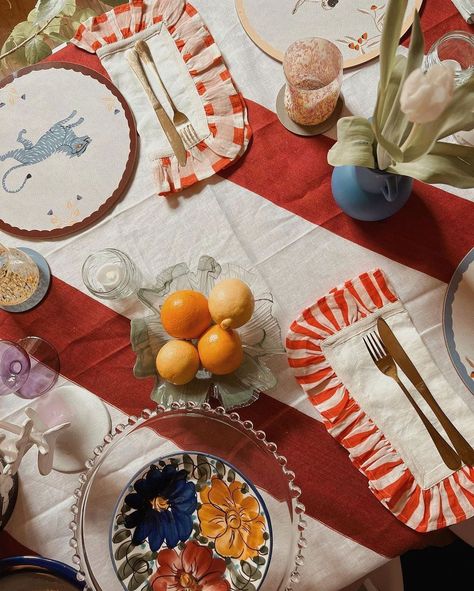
[0,556,84,589]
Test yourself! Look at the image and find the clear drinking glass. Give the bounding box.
[0,337,60,399]
[425,31,474,85]
[283,37,343,126]
[82,249,142,300]
[0,244,40,307]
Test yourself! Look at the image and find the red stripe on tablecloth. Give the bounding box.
[0,278,454,558]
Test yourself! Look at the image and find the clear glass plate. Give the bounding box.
[131,255,285,410]
[70,403,306,591]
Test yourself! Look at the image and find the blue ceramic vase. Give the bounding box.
[331,165,413,221]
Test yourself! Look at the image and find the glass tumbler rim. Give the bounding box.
[82,248,135,297]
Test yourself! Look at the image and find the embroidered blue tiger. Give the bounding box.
[0,110,91,194]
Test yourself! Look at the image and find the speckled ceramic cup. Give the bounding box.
[283,37,343,126]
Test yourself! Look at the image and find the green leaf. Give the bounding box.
[112,529,131,543]
[389,142,474,188]
[43,16,62,35]
[215,460,225,479]
[401,77,474,162]
[115,540,133,560]
[75,8,97,22]
[24,36,52,63]
[381,12,423,148]
[10,21,35,43]
[374,0,409,129]
[327,117,375,169]
[34,0,76,26]
[183,453,194,475]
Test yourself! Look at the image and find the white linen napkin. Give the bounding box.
[451,0,473,23]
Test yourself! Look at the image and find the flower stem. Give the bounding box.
[400,122,419,152]
[0,16,55,61]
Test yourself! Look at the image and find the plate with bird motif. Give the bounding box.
[235,0,423,68]
[0,62,137,238]
[110,451,273,591]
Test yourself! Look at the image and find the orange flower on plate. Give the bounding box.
[198,477,266,560]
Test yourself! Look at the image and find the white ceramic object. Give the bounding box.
[34,384,112,473]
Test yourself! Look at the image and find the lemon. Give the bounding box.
[208,279,255,330]
[156,340,200,385]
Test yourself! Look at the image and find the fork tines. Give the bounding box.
[363,332,387,363]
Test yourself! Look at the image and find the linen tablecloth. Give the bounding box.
[1,1,473,589]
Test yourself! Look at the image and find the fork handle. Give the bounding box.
[415,382,474,467]
[396,378,462,471]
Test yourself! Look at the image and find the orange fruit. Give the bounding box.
[156,340,200,385]
[198,325,244,375]
[160,290,212,339]
[208,278,255,330]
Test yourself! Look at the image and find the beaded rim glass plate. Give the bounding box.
[130,255,285,410]
[109,451,273,591]
[70,402,306,591]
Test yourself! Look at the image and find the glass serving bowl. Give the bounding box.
[69,403,306,591]
[131,255,285,410]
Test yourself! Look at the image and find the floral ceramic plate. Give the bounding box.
[131,256,284,410]
[110,452,272,591]
[443,248,474,394]
[71,403,305,591]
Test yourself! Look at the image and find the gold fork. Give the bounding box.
[363,332,462,471]
[135,40,200,149]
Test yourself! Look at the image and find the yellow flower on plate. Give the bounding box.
[198,476,266,560]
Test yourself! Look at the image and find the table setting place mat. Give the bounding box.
[0,63,136,238]
[286,269,474,532]
[72,0,251,195]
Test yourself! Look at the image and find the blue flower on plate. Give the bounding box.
[124,463,197,551]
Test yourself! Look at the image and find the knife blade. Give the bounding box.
[127,50,187,166]
[377,316,474,466]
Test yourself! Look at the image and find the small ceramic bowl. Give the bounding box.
[130,255,284,410]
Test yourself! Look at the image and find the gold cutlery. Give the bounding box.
[135,39,200,149]
[126,48,187,166]
[363,331,462,471]
[377,317,474,467]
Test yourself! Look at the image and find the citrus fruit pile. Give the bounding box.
[156,279,255,385]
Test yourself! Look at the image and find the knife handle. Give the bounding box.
[417,383,474,467]
[126,50,161,111]
[396,378,462,471]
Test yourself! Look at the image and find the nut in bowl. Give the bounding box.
[131,256,284,410]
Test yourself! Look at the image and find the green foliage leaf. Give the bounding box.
[380,12,423,150]
[128,571,149,591]
[43,16,63,35]
[25,36,52,63]
[113,529,131,544]
[10,21,35,43]
[374,0,408,129]
[327,117,375,169]
[183,453,194,475]
[115,540,133,560]
[389,142,474,188]
[215,460,225,479]
[34,0,76,26]
[401,77,474,162]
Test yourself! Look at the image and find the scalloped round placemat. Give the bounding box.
[0,62,137,238]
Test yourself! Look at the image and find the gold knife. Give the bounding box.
[377,317,474,466]
[126,49,187,166]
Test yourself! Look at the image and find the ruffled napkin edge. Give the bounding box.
[72,0,251,194]
[286,268,474,532]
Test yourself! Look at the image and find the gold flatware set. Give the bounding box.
[127,39,199,166]
[363,317,474,471]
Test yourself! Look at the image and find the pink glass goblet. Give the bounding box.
[0,337,60,399]
[283,37,343,126]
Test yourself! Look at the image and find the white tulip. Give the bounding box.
[400,64,455,124]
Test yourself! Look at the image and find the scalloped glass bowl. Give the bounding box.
[70,403,306,591]
[131,256,285,410]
